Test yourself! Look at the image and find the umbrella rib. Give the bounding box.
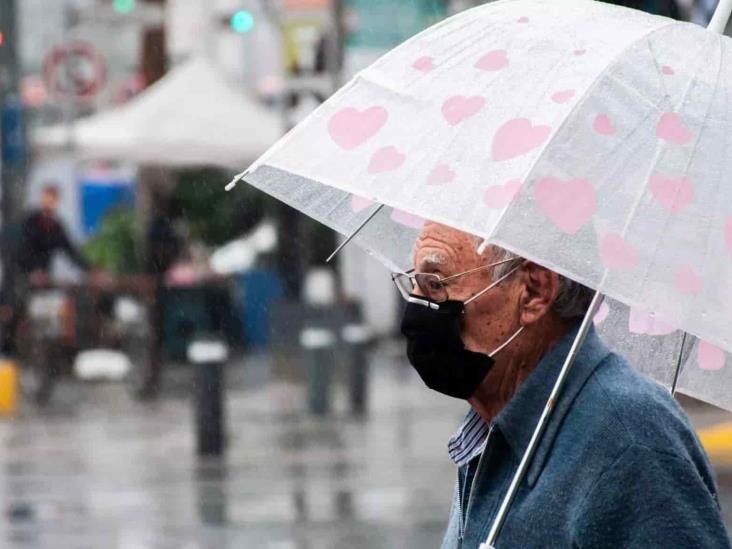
[617,37,716,243]
[485,21,677,251]
[629,36,724,331]
[325,203,385,263]
[670,332,689,396]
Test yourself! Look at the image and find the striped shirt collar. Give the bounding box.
[447,408,490,467]
[447,326,610,485]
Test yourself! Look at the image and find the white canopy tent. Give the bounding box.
[34,57,282,168]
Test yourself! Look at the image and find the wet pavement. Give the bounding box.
[1,346,731,548]
[0,346,466,549]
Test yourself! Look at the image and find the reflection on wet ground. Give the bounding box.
[1,349,731,548]
[0,348,465,548]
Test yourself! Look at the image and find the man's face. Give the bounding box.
[40,190,59,216]
[411,222,523,354]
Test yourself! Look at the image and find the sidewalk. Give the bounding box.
[0,346,730,548]
[0,346,466,549]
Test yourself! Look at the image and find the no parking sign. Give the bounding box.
[42,41,107,102]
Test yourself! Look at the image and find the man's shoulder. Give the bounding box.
[577,353,701,456]
[22,210,58,228]
[22,210,40,224]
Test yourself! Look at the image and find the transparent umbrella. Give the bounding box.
[229,0,732,545]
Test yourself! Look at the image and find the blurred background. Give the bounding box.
[0,1,729,547]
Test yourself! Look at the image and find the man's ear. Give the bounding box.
[519,262,561,326]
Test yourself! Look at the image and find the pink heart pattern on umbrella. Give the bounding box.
[593,114,616,136]
[391,209,425,229]
[593,300,610,325]
[475,50,509,71]
[656,112,692,145]
[351,195,374,213]
[649,173,694,213]
[533,176,596,234]
[599,233,639,270]
[483,179,522,209]
[492,118,551,161]
[413,56,434,71]
[661,65,675,75]
[328,106,388,150]
[675,266,704,294]
[442,96,486,126]
[368,146,406,174]
[698,340,726,371]
[628,309,676,336]
[426,164,456,185]
[351,194,374,213]
[725,217,732,258]
[517,16,529,23]
[551,90,575,104]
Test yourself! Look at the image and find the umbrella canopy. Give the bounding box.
[34,57,282,167]
[236,0,732,412]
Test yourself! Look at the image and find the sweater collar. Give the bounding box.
[492,324,611,487]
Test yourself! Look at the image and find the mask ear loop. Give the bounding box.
[463,262,524,357]
[463,264,521,306]
[488,326,524,358]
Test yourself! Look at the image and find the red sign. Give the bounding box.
[42,41,107,101]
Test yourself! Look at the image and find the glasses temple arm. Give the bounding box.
[440,258,517,284]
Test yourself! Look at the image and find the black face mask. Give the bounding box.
[400,295,494,400]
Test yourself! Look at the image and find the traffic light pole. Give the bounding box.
[0,0,24,309]
[331,0,345,90]
[137,0,169,399]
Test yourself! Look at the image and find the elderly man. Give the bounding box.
[394,222,730,548]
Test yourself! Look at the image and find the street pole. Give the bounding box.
[330,0,345,90]
[256,0,307,299]
[303,0,344,279]
[141,0,167,88]
[139,0,169,399]
[0,0,24,309]
[62,3,77,153]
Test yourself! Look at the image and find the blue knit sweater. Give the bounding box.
[441,326,730,549]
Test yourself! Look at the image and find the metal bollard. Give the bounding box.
[300,327,336,416]
[188,338,229,457]
[342,324,373,416]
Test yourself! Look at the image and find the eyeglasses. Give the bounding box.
[391,258,520,305]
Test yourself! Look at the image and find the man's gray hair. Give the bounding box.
[488,245,595,321]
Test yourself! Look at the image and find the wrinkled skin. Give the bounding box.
[411,222,570,422]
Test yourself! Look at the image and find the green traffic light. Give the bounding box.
[113,0,136,15]
[230,10,255,34]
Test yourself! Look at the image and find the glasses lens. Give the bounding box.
[392,273,415,298]
[415,273,448,303]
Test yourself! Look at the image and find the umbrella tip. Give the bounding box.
[476,239,489,256]
[225,171,247,192]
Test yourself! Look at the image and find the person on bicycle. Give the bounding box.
[1,184,91,355]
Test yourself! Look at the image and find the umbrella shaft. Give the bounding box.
[482,291,604,548]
